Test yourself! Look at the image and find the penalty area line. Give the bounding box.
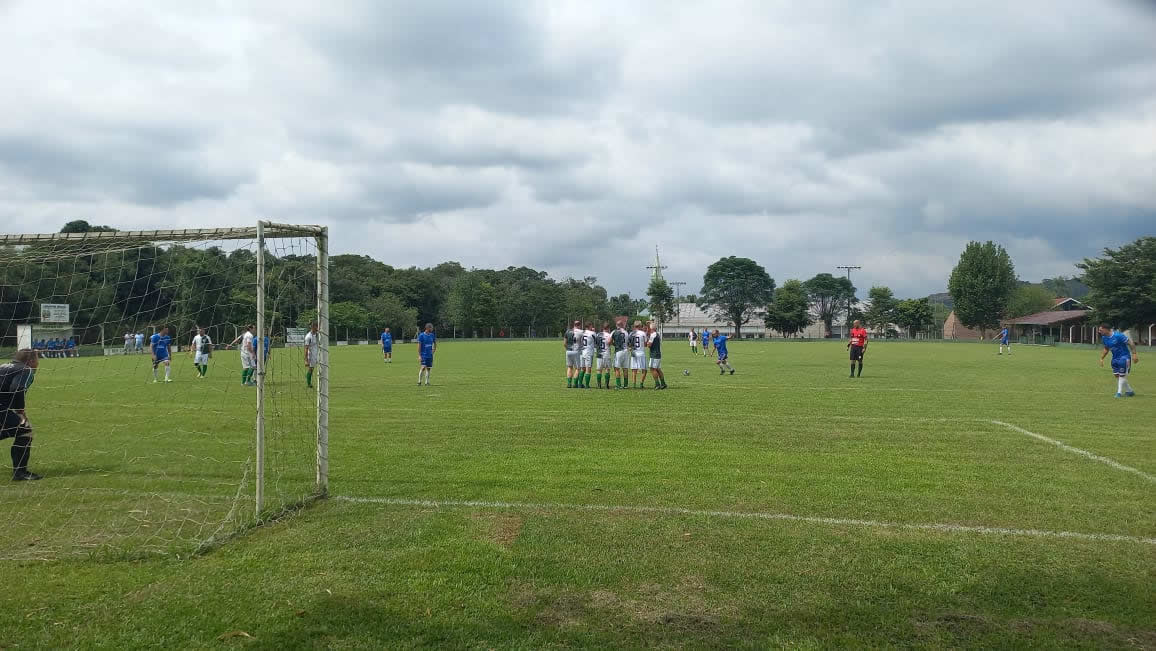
[989,420,1156,484]
[333,496,1156,546]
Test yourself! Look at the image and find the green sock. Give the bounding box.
[306,369,313,386]
[241,369,247,384]
[585,374,591,387]
[567,377,572,387]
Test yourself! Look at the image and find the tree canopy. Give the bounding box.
[805,273,856,336]
[1005,284,1056,319]
[947,241,1017,333]
[698,257,775,336]
[1078,236,1156,330]
[764,279,812,337]
[863,286,897,334]
[647,277,676,328]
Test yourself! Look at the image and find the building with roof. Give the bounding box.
[943,310,985,340]
[1004,308,1093,344]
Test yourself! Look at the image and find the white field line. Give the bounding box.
[988,420,1156,484]
[333,496,1156,545]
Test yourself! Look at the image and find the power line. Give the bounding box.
[836,265,861,338]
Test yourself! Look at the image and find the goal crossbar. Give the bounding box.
[0,223,323,246]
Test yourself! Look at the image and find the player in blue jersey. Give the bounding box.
[417,323,436,386]
[381,327,393,363]
[712,329,735,375]
[1098,324,1138,397]
[701,329,711,357]
[992,326,1012,355]
[149,327,173,383]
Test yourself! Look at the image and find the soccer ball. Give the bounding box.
[683,369,690,376]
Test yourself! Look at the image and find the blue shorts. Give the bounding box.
[1111,358,1130,376]
[717,353,728,362]
[1000,338,1009,345]
[421,356,433,368]
[153,353,170,366]
[383,345,392,353]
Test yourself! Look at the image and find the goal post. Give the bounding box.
[0,222,329,559]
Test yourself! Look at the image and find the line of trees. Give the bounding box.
[947,237,1155,336]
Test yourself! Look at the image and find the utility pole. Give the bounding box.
[670,281,686,326]
[645,246,670,332]
[835,265,861,339]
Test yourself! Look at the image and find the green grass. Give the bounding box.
[2,340,1153,648]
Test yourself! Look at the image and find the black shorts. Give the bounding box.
[849,345,864,361]
[0,410,31,439]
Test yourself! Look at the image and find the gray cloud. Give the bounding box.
[0,0,1153,300]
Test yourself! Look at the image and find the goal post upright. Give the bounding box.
[255,221,267,517]
[315,225,330,496]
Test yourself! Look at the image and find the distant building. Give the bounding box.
[661,303,830,339]
[943,311,985,340]
[1004,298,1093,344]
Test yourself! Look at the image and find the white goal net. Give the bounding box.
[0,223,329,559]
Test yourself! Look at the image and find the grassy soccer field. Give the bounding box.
[1,339,1153,648]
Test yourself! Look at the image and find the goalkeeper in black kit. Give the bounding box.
[1,350,41,481]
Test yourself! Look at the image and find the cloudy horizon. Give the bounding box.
[1,1,1153,299]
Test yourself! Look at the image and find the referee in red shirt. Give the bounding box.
[847,320,868,378]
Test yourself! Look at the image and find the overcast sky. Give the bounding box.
[1,1,1153,298]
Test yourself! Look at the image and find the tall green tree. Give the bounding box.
[804,273,856,337]
[608,293,646,318]
[697,257,775,336]
[1077,236,1156,331]
[366,293,418,339]
[894,298,934,338]
[764,279,812,337]
[947,241,1017,334]
[863,286,898,334]
[647,277,676,329]
[1005,284,1056,318]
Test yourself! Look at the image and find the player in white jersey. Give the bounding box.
[565,320,582,388]
[123,333,132,354]
[578,322,596,389]
[594,323,613,389]
[689,329,697,354]
[304,321,320,388]
[189,327,212,378]
[230,325,257,386]
[628,320,649,389]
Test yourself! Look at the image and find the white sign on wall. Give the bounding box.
[41,303,70,323]
[285,327,307,346]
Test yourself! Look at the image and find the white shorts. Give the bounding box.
[565,351,580,368]
[649,357,662,370]
[631,352,646,370]
[614,350,629,369]
[194,352,209,365]
[690,340,696,348]
[305,353,317,368]
[580,353,593,368]
[597,355,611,371]
[241,353,255,369]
